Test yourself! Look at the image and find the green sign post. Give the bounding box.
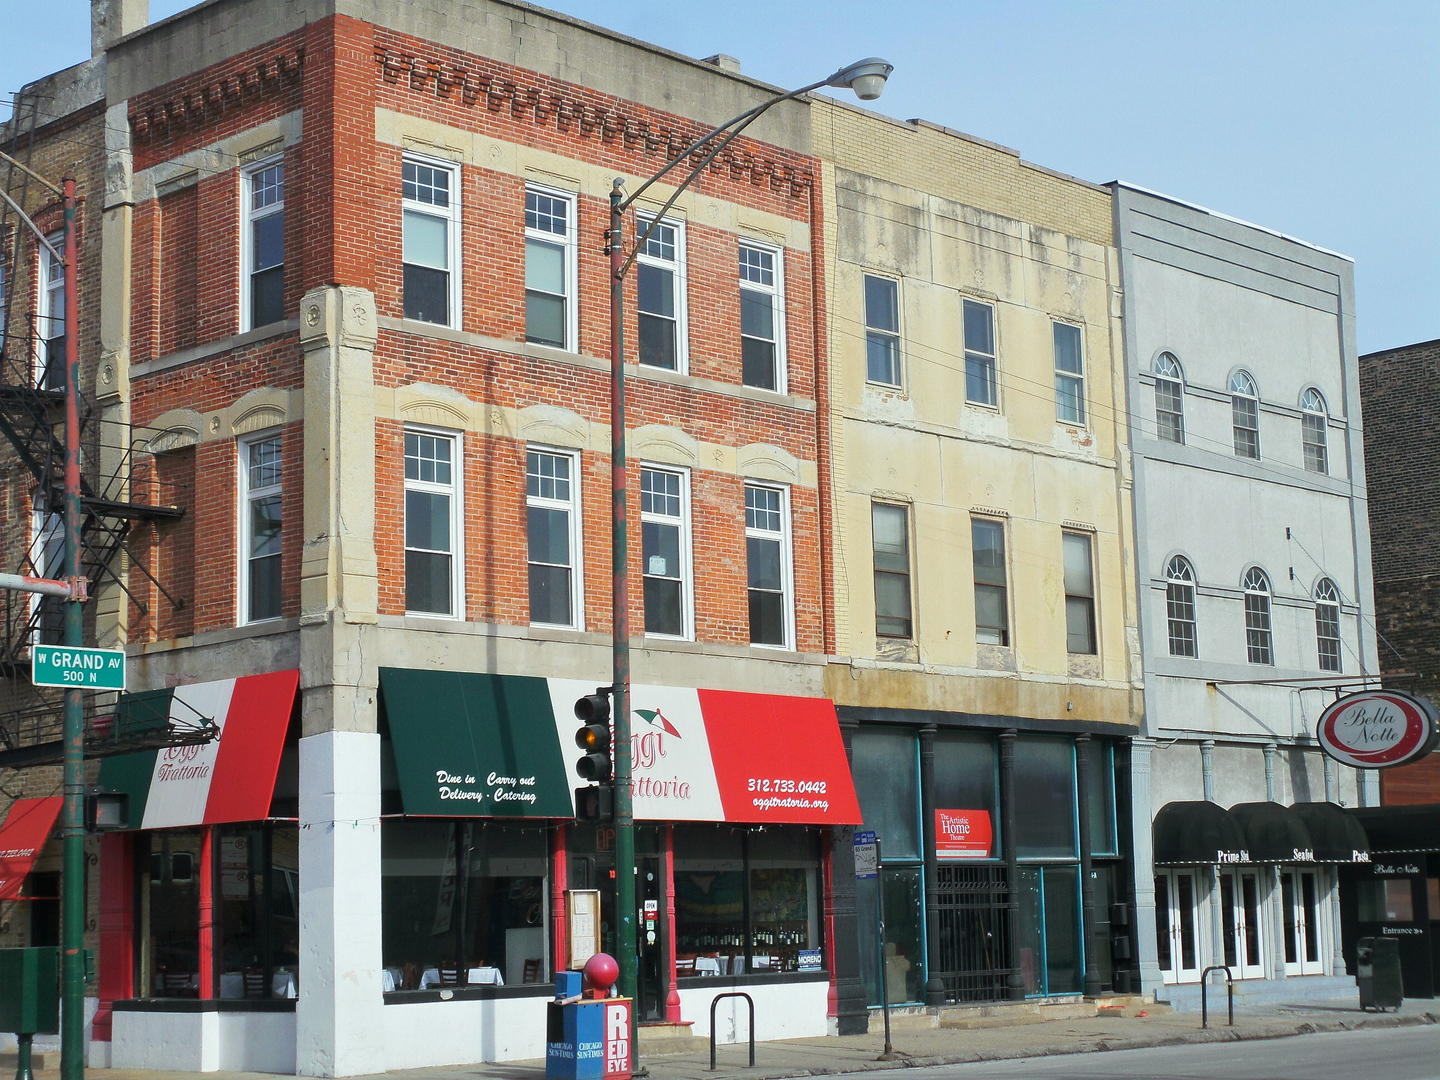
[31,645,126,691]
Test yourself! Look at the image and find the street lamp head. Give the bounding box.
[828,57,894,101]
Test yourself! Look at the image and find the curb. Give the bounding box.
[652,1011,1440,1079]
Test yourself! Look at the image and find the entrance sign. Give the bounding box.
[935,808,993,858]
[1317,689,1439,769]
[854,830,878,879]
[31,645,125,690]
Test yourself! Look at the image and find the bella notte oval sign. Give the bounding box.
[1317,690,1439,769]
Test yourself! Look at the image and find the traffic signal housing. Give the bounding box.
[574,688,612,783]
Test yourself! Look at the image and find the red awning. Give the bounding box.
[0,797,63,899]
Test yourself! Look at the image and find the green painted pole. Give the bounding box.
[59,177,86,1080]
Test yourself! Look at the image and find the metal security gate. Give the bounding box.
[934,864,1013,1002]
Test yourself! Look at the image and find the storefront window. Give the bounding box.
[1357,878,1414,922]
[852,727,920,859]
[216,824,299,999]
[1079,739,1116,856]
[381,820,549,990]
[1014,736,1076,859]
[934,732,999,855]
[1016,865,1079,995]
[674,825,821,975]
[858,867,924,1006]
[138,829,202,997]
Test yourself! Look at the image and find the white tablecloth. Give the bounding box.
[419,966,504,989]
[693,957,721,976]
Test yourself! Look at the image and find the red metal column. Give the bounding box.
[94,833,136,1041]
[198,827,214,998]
[663,825,680,1021]
[551,823,569,973]
[822,830,838,1018]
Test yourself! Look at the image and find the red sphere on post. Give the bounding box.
[582,952,619,995]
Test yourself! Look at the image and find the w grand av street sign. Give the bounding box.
[31,645,126,691]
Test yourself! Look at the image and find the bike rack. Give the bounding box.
[708,991,755,1071]
[1200,965,1234,1029]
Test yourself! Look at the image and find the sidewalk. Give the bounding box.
[15,998,1440,1080]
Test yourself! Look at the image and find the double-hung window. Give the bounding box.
[402,158,458,326]
[242,434,283,622]
[243,159,285,330]
[525,187,575,349]
[1231,371,1261,459]
[740,243,784,391]
[864,275,901,387]
[1165,556,1198,657]
[1242,567,1273,665]
[404,430,459,616]
[1315,578,1342,673]
[871,503,912,638]
[745,484,791,648]
[641,467,690,638]
[1301,389,1329,475]
[1053,321,1085,424]
[637,216,684,370]
[963,299,997,406]
[527,448,582,628]
[28,508,63,645]
[36,232,64,390]
[972,518,1009,645]
[1154,353,1185,443]
[1063,532,1096,654]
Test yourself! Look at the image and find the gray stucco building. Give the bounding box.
[1112,183,1379,1007]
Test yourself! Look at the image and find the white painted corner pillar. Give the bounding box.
[296,728,384,1077]
[1129,738,1165,994]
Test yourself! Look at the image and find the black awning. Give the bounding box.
[1229,802,1316,863]
[1290,802,1372,863]
[1349,804,1440,855]
[1153,801,1250,865]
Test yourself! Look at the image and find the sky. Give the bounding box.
[2,0,1435,354]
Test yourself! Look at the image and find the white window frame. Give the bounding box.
[1164,555,1198,658]
[1155,868,1204,984]
[1154,353,1185,444]
[35,231,64,390]
[1052,319,1086,426]
[744,481,794,650]
[1231,370,1261,460]
[402,154,462,329]
[403,425,463,619]
[1242,566,1273,665]
[739,239,786,392]
[526,445,584,631]
[635,212,688,374]
[1280,868,1326,976]
[524,183,578,351]
[237,430,284,625]
[239,155,285,333]
[1315,577,1342,673]
[27,506,64,646]
[639,463,693,641]
[1300,388,1329,475]
[863,273,903,389]
[962,297,998,407]
[1219,868,1268,980]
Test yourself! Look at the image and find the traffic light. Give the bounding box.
[574,687,613,782]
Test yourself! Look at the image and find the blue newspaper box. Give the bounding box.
[545,973,632,1080]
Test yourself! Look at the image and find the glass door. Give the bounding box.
[1281,869,1324,976]
[1154,870,1201,984]
[1219,870,1265,979]
[1016,865,1081,996]
[636,855,665,1020]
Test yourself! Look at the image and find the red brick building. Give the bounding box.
[1,1,872,1074]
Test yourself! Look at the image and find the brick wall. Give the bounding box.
[1358,337,1440,804]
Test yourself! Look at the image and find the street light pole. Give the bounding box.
[603,58,891,1064]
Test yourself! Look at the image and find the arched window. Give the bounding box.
[1231,371,1260,460]
[1301,388,1329,475]
[1165,556,1197,657]
[1315,578,1341,672]
[1154,354,1185,444]
[1242,567,1273,665]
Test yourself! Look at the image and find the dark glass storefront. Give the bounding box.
[848,720,1129,1005]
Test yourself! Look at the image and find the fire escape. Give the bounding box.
[0,85,211,767]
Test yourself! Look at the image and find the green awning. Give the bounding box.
[378,668,573,818]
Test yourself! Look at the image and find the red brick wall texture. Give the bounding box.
[127,13,828,654]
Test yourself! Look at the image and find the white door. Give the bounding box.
[1219,870,1266,979]
[1281,869,1325,975]
[1155,870,1202,983]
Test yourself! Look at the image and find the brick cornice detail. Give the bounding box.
[130,48,305,143]
[373,46,814,199]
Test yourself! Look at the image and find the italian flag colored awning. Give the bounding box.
[97,670,298,829]
[378,669,862,825]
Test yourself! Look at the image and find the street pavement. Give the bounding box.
[922,1022,1440,1079]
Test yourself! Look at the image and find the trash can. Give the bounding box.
[0,947,60,1080]
[1357,936,1403,1011]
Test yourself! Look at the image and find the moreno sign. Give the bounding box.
[31,645,126,691]
[1316,689,1439,769]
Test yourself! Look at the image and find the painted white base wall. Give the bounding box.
[107,1010,297,1073]
[679,980,830,1043]
[381,996,549,1069]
